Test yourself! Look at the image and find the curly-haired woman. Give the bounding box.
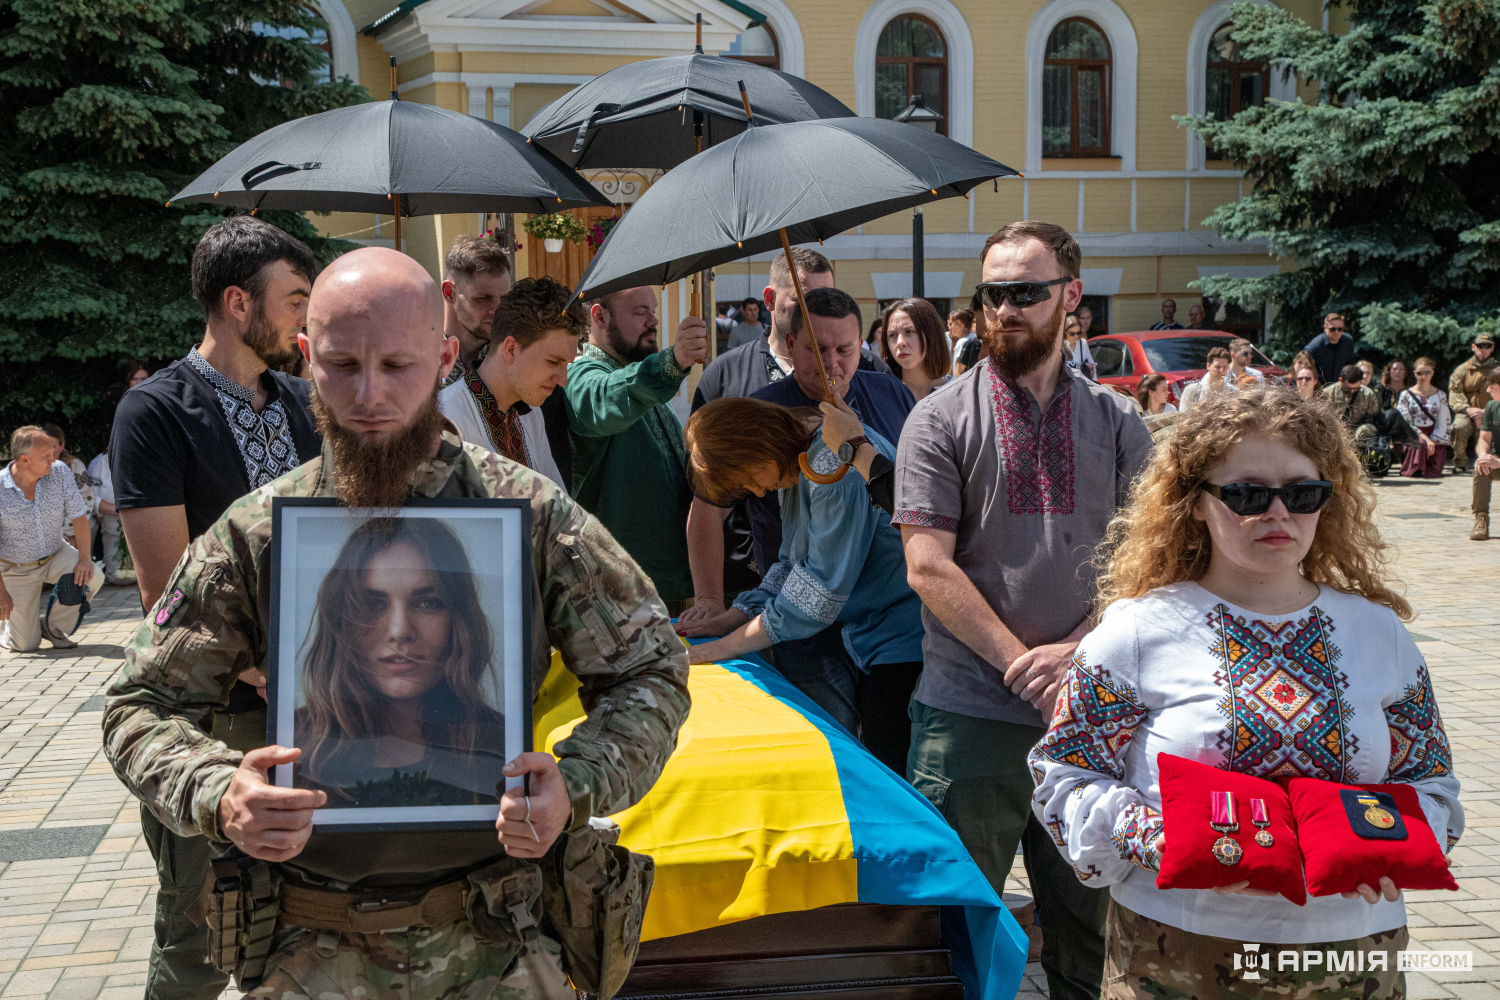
[1029,387,1462,998]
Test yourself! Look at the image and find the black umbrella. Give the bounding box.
[170,100,609,235]
[577,116,1016,482]
[575,117,1017,297]
[521,53,854,170]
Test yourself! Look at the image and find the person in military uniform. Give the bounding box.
[1447,332,1497,473]
[102,247,690,1000]
[1321,364,1383,447]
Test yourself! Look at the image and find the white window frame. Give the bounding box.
[734,0,805,77]
[311,0,360,86]
[853,0,974,148]
[1185,0,1296,169]
[1025,0,1137,172]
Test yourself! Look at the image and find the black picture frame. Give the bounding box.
[267,496,533,833]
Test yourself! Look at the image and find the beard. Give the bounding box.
[311,382,444,510]
[983,297,1066,380]
[242,300,302,369]
[604,316,657,364]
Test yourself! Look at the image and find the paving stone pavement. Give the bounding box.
[0,472,1494,1000]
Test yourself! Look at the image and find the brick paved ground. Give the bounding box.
[0,472,1494,1000]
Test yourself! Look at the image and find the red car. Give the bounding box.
[1087,330,1284,405]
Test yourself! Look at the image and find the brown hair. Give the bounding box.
[1324,312,1345,326]
[1206,346,1231,364]
[298,517,501,789]
[1380,359,1412,390]
[1095,386,1411,620]
[8,425,50,459]
[444,235,512,284]
[685,398,815,506]
[1228,337,1253,354]
[40,424,78,467]
[1487,367,1500,387]
[1291,351,1319,383]
[881,297,952,380]
[492,277,586,350]
[768,247,832,288]
[980,221,1081,280]
[949,308,973,330]
[1413,356,1437,377]
[1135,373,1168,411]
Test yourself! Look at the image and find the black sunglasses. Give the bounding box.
[974,278,1072,310]
[1199,480,1334,515]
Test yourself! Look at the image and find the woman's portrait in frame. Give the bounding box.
[268,498,531,832]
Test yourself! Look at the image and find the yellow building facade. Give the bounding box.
[311,0,1333,342]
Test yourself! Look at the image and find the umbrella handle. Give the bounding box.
[778,227,851,485]
[798,452,850,485]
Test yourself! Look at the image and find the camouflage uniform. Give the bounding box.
[1320,382,1383,447]
[1448,354,1499,470]
[103,426,691,1000]
[1103,900,1408,1000]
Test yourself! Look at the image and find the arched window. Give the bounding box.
[876,15,948,135]
[250,7,333,84]
[727,24,779,70]
[1042,18,1110,156]
[1206,22,1268,121]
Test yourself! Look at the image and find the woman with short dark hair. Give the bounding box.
[677,397,923,772]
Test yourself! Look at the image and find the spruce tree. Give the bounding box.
[0,0,367,454]
[1184,0,1500,368]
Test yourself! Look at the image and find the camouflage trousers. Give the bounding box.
[1102,899,1408,1000]
[249,920,575,1000]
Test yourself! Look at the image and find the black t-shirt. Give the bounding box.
[1302,333,1357,386]
[109,356,322,538]
[692,336,892,412]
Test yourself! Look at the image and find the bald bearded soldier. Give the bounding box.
[103,247,690,999]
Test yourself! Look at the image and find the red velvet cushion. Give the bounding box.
[1155,753,1306,906]
[1288,779,1457,896]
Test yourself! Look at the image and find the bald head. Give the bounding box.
[300,247,459,443]
[308,247,444,346]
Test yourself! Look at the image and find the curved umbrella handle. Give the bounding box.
[799,452,850,485]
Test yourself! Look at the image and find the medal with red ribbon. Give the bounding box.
[1210,791,1243,865]
[1250,798,1274,848]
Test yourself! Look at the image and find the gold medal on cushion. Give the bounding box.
[1210,791,1243,866]
[1358,795,1397,830]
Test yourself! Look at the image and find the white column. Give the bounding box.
[467,85,488,120]
[492,85,513,128]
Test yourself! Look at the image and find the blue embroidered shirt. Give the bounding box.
[732,427,923,671]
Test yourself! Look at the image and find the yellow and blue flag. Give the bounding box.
[537,647,1030,1000]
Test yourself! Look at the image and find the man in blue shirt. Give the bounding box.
[1302,312,1356,386]
[682,286,917,761]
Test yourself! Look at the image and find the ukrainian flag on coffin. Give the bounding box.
[534,646,1030,1000]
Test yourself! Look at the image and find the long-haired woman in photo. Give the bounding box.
[297,516,505,807]
[1029,386,1461,998]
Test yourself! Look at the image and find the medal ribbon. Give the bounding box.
[1357,795,1380,807]
[1249,798,1269,825]
[1210,791,1236,830]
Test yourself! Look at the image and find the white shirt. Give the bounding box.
[438,380,567,492]
[0,461,88,564]
[1029,583,1462,944]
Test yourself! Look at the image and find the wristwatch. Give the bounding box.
[837,436,869,464]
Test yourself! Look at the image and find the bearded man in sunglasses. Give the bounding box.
[893,221,1151,1000]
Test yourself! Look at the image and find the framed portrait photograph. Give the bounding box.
[267,498,532,832]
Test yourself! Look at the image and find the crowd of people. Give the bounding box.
[0,215,1473,1000]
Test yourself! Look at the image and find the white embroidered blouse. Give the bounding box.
[1029,582,1462,944]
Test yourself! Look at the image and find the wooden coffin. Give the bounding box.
[617,903,964,1000]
